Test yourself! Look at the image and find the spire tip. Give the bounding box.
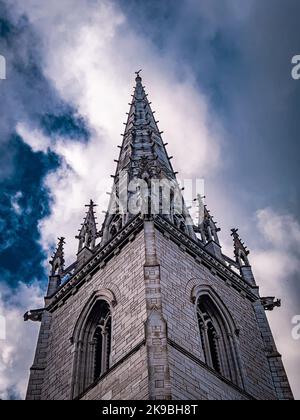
[135,69,142,81]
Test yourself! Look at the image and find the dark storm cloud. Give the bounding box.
[0,0,299,399]
[0,1,90,288]
[0,137,60,288]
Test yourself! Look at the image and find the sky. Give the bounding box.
[0,0,299,399]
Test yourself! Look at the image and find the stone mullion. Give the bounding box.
[101,329,108,377]
[215,332,228,378]
[87,339,96,386]
[203,325,213,368]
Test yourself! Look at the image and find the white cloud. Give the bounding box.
[10,192,23,216]
[251,208,300,398]
[256,208,300,251]
[0,281,43,400]
[12,0,222,263]
[4,0,299,401]
[16,123,51,154]
[3,0,223,396]
[2,1,222,399]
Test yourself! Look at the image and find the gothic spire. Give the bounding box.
[115,70,175,181]
[101,72,195,244]
[49,237,65,276]
[76,200,99,253]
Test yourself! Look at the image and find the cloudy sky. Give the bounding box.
[0,0,299,399]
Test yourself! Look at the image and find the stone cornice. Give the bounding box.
[153,216,259,302]
[46,215,144,313]
[46,214,258,313]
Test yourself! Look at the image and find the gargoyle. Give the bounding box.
[261,297,281,311]
[24,308,44,322]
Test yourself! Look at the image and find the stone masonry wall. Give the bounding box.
[39,230,148,400]
[81,345,149,400]
[26,310,52,400]
[168,346,249,400]
[27,221,292,400]
[155,229,278,400]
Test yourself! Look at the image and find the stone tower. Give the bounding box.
[25,73,293,400]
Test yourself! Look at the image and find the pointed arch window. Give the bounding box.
[72,299,112,397]
[196,292,243,387]
[92,311,111,381]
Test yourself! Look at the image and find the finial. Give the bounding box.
[194,198,220,245]
[231,228,250,267]
[85,199,97,208]
[135,69,142,81]
[231,228,239,237]
[231,228,248,252]
[76,200,99,253]
[49,237,65,276]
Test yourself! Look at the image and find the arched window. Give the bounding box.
[92,310,111,381]
[196,293,243,387]
[72,299,112,397]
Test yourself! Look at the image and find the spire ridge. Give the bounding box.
[110,73,177,180]
[135,69,142,78]
[101,73,196,244]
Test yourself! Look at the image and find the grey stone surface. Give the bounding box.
[26,222,293,400]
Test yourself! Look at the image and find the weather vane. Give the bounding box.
[135,69,142,77]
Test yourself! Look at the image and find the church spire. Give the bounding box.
[115,70,175,180]
[101,72,195,244]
